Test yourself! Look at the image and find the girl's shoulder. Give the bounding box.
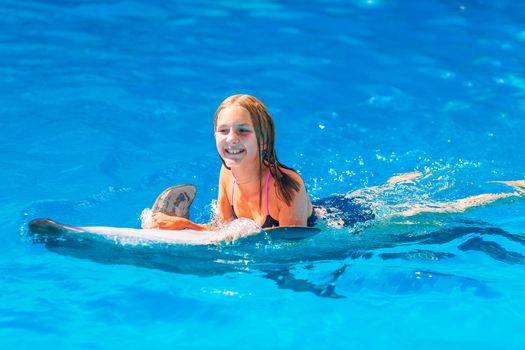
[219,165,233,185]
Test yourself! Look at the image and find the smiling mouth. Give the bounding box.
[225,148,245,155]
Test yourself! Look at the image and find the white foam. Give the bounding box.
[140,208,153,229]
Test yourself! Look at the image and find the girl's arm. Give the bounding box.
[216,165,234,224]
[148,213,211,231]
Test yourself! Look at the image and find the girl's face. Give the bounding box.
[215,106,259,169]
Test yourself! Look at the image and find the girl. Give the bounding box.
[147,94,316,230]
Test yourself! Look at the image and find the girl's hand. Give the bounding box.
[145,212,208,231]
[146,213,189,230]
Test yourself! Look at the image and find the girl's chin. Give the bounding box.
[221,155,241,165]
[224,159,243,168]
[222,156,256,168]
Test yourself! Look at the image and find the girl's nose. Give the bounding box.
[226,130,239,142]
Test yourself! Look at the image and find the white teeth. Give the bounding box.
[226,148,244,154]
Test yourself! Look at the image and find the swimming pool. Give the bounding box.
[2,0,525,348]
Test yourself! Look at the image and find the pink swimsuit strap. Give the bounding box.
[265,170,271,215]
[231,178,235,203]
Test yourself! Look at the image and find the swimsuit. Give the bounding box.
[312,195,375,227]
[231,173,374,229]
[231,172,317,228]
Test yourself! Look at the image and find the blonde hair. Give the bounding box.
[214,94,300,207]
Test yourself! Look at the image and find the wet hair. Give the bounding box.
[214,94,301,207]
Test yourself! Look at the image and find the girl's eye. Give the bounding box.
[238,129,251,133]
[217,129,228,134]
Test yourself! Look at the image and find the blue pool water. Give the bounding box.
[2,0,525,348]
